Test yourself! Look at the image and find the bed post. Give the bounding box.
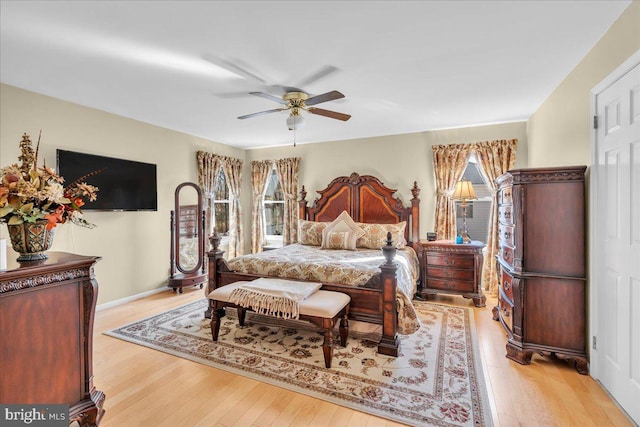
[298,185,308,220]
[378,232,399,356]
[411,181,420,248]
[204,231,224,319]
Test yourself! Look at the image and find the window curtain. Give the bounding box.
[471,139,518,296]
[196,151,222,235]
[274,157,300,246]
[250,160,273,253]
[432,144,473,240]
[221,156,244,258]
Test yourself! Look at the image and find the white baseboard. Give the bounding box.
[96,286,169,311]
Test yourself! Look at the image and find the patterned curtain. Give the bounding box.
[221,156,244,258]
[471,139,518,296]
[250,160,273,253]
[196,151,222,235]
[432,144,472,240]
[275,157,301,245]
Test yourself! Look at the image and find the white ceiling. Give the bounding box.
[0,1,630,149]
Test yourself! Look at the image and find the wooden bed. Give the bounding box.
[206,172,421,356]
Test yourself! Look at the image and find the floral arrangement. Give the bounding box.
[0,132,99,230]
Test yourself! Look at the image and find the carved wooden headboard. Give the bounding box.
[298,172,420,246]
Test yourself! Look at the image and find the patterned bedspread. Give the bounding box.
[227,244,420,334]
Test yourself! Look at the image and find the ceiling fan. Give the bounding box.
[238,90,351,130]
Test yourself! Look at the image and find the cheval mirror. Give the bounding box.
[168,182,207,294]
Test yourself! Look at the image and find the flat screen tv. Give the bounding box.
[56,149,158,211]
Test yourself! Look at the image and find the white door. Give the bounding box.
[593,56,640,424]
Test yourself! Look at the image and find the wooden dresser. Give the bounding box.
[492,166,588,374]
[0,252,105,425]
[178,204,198,238]
[418,240,486,307]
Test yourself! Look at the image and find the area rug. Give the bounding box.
[105,299,492,427]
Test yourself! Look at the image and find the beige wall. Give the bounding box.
[527,1,640,167]
[0,84,244,304]
[246,122,528,242]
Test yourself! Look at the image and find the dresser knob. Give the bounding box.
[504,282,511,291]
[502,308,510,317]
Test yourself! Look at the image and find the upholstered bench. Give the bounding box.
[208,281,350,368]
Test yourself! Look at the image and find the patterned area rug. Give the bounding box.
[105,299,492,427]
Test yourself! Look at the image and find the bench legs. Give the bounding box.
[209,301,349,369]
[339,314,348,347]
[321,309,349,368]
[237,306,246,326]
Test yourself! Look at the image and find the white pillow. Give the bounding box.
[320,211,365,250]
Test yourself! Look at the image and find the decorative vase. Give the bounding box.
[6,219,56,262]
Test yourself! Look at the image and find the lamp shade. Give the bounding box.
[286,114,305,130]
[453,180,477,201]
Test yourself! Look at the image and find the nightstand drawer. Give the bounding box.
[426,278,475,293]
[426,254,474,269]
[426,266,474,281]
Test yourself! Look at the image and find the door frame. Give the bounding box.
[589,48,640,379]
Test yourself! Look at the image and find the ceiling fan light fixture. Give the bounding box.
[286,114,305,131]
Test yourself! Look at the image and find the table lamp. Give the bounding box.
[453,180,477,243]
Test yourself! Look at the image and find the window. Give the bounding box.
[455,153,492,243]
[263,167,284,246]
[212,168,230,236]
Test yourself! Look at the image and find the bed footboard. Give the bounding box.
[204,233,400,356]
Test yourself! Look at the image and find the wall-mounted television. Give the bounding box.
[56,149,158,211]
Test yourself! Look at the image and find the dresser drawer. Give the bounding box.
[426,278,475,293]
[501,269,514,301]
[426,254,474,269]
[501,245,514,267]
[498,291,514,332]
[180,213,198,222]
[426,266,474,281]
[498,205,513,225]
[499,224,515,247]
[499,186,513,205]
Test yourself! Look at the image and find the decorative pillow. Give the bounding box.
[321,211,365,250]
[298,220,328,246]
[356,221,407,249]
[322,231,354,250]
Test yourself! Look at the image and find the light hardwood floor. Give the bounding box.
[93,288,633,427]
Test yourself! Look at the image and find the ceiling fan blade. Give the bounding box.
[308,107,351,121]
[238,108,286,120]
[202,54,268,83]
[250,92,288,105]
[296,65,339,88]
[304,90,345,106]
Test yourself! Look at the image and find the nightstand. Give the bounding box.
[418,239,486,307]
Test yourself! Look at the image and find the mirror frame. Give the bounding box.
[171,182,205,275]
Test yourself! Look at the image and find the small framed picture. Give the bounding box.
[426,232,437,241]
